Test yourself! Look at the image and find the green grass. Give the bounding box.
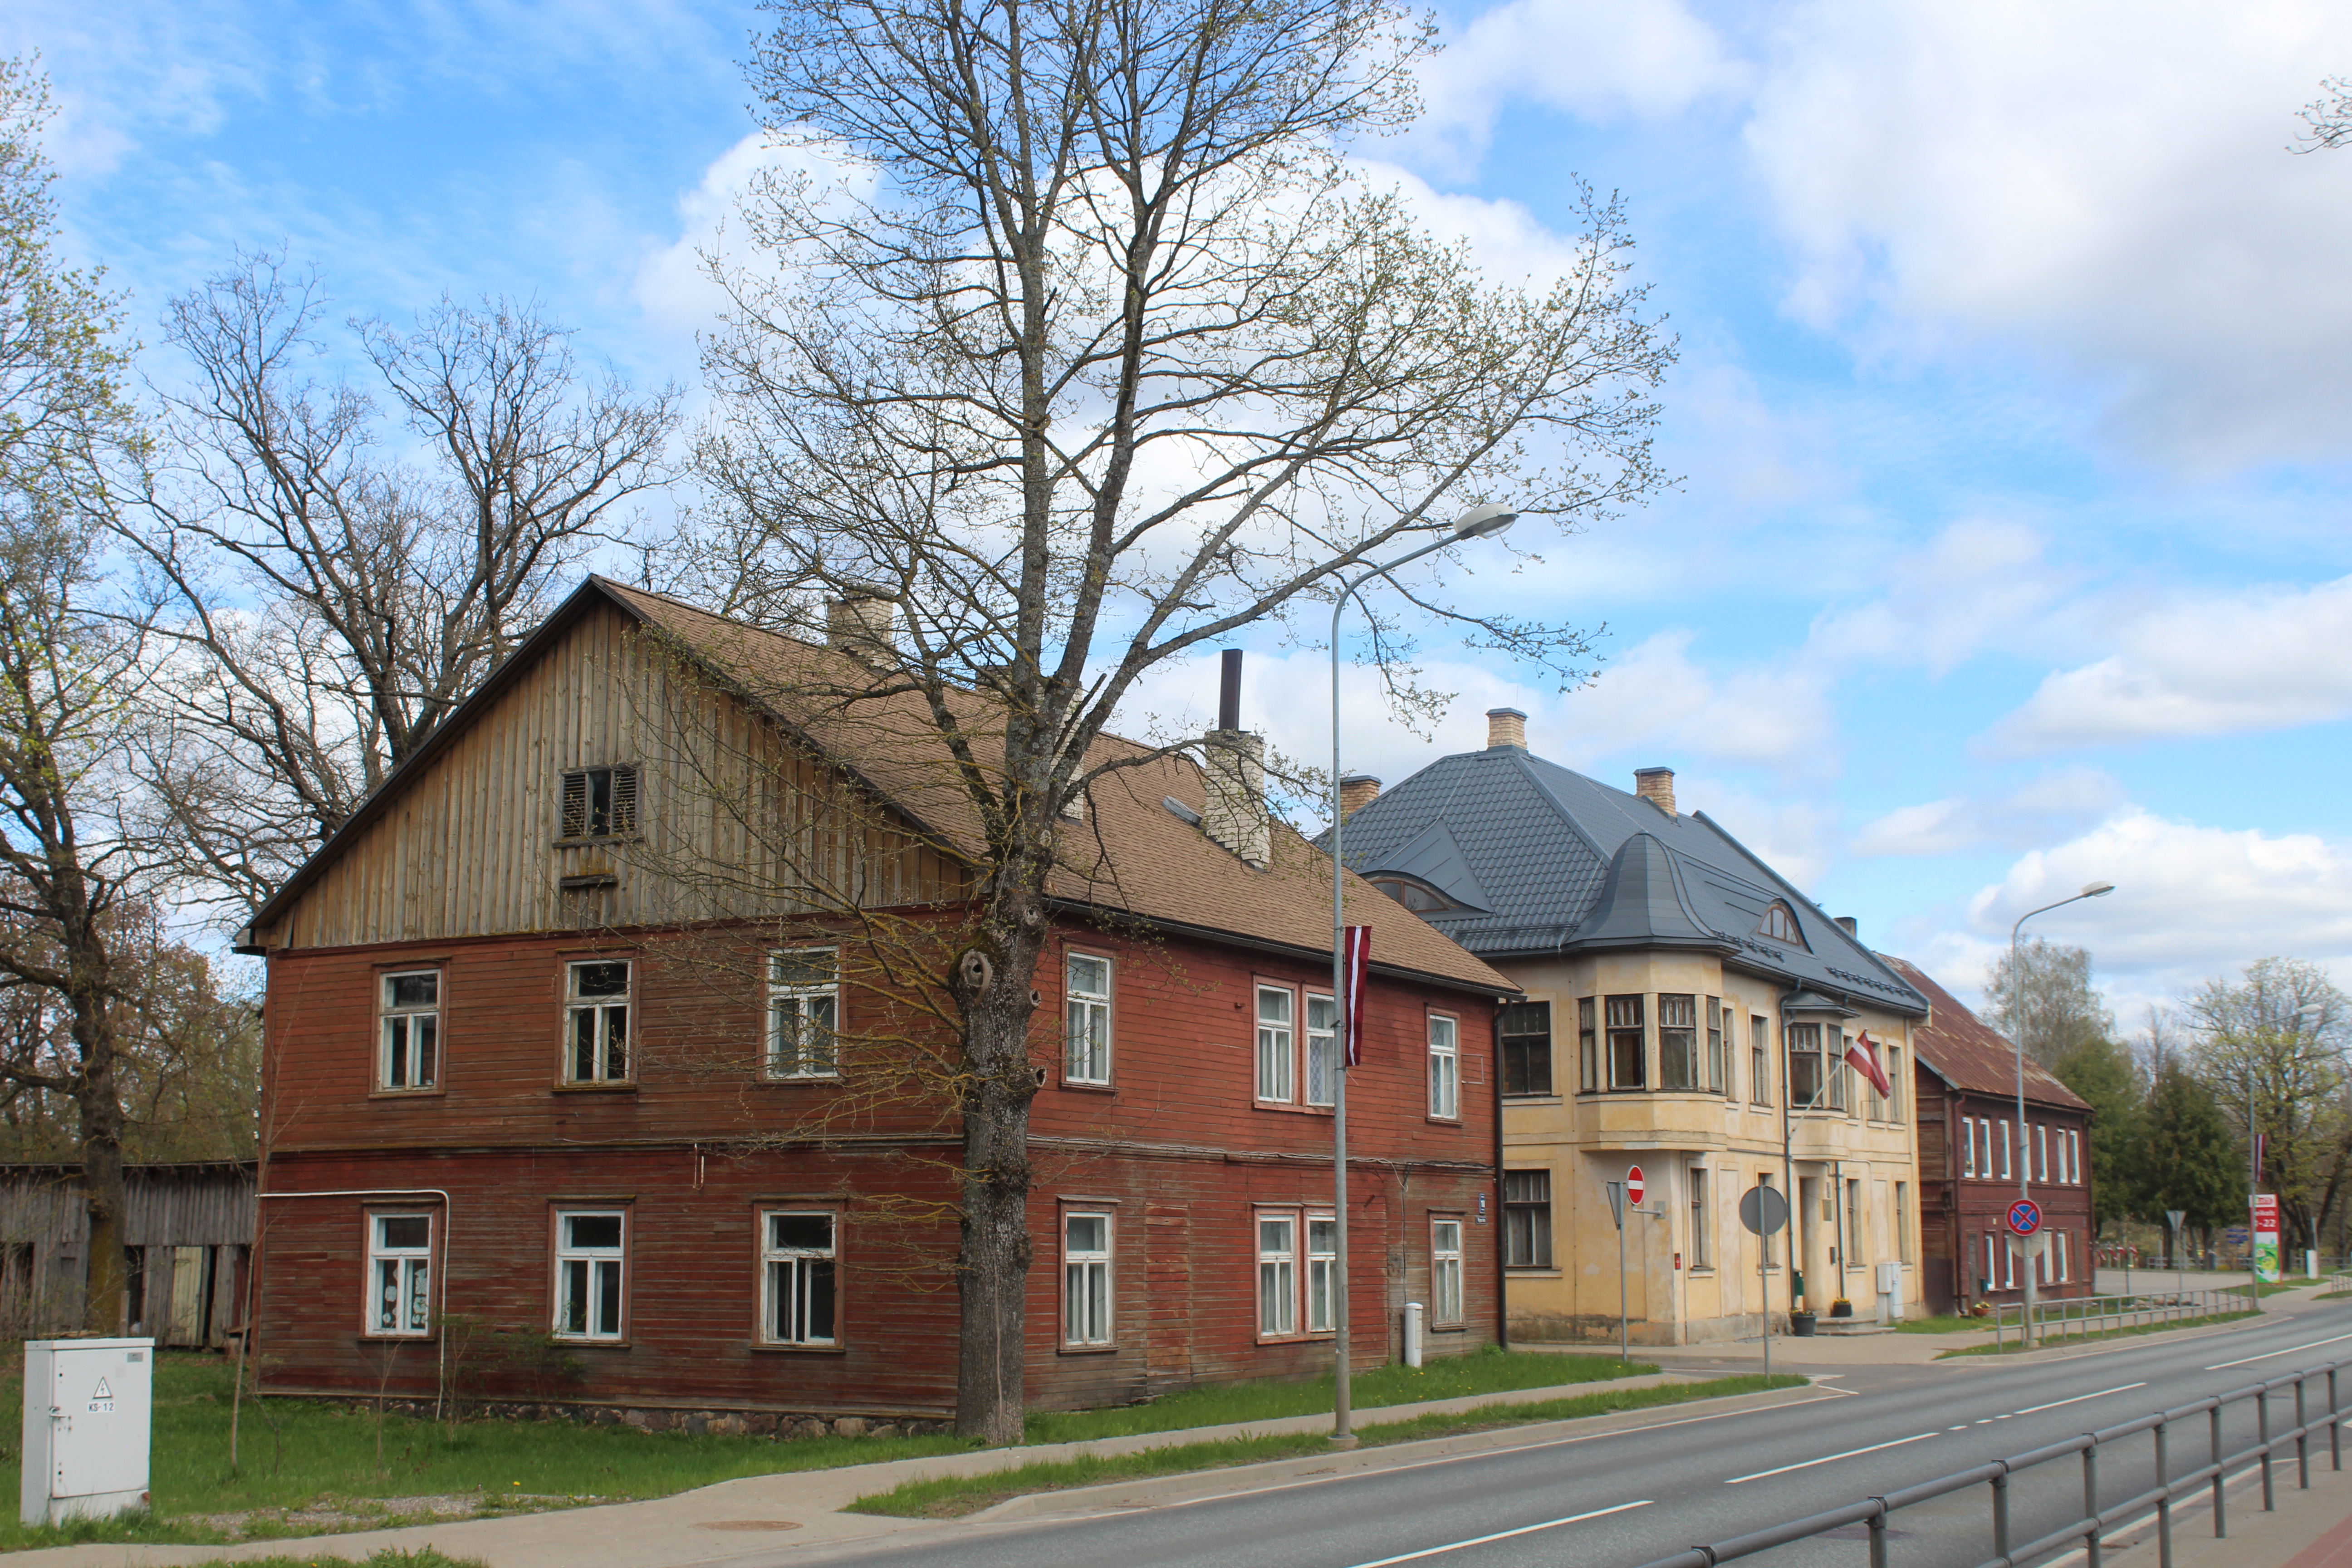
[1893,1314,1991,1335]
[1938,1308,2259,1356]
[0,1347,1647,1550]
[194,1554,485,1568]
[852,1373,1807,1518]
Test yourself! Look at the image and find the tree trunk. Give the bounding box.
[70,941,128,1335]
[953,894,1047,1442]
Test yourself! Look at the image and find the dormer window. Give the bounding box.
[1759,902,1805,947]
[560,766,639,841]
[1369,874,1460,914]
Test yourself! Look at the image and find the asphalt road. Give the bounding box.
[789,1305,2352,1568]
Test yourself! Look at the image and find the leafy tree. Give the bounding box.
[2188,957,2350,1256]
[2052,1034,2141,1230]
[1990,938,2113,1070]
[684,0,1674,1439]
[0,55,165,1333]
[2135,1060,2242,1259]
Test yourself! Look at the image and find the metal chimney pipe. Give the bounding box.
[1218,650,1243,733]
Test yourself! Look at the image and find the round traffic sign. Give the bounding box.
[1626,1166,1645,1207]
[2006,1198,2043,1237]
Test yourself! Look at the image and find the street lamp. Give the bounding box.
[2009,880,2113,1345]
[1327,501,1517,1446]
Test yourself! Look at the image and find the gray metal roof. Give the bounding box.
[1320,745,1928,1015]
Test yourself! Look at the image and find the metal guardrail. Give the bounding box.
[1632,1357,2347,1568]
[1990,1287,2250,1352]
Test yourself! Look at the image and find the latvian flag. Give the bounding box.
[1846,1030,1894,1099]
[1343,926,1371,1066]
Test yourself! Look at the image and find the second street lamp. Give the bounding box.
[1327,501,1515,1446]
[2009,879,2113,1345]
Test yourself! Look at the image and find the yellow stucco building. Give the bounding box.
[1333,710,1931,1344]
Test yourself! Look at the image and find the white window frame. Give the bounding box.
[553,1208,627,1341]
[1306,1213,1338,1333]
[1961,1116,1977,1178]
[1065,954,1113,1086]
[2070,1129,2082,1184]
[379,970,441,1092]
[759,1209,839,1347]
[1063,1210,1113,1348]
[365,1211,433,1337]
[1256,1211,1298,1338]
[1998,1118,2013,1179]
[564,960,632,1083]
[768,948,840,1080]
[1984,1233,1997,1292]
[1750,1015,1770,1106]
[1305,993,1338,1107]
[2036,1123,2049,1183]
[2003,1231,2016,1290]
[1256,985,1296,1104]
[1428,1014,1460,1120]
[1431,1216,1465,1325]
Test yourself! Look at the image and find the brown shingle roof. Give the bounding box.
[594,581,1514,995]
[1880,955,2090,1112]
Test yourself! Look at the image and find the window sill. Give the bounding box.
[1426,1114,1464,1127]
[1254,1100,1334,1116]
[552,833,643,848]
[550,1337,632,1348]
[758,1073,841,1085]
[357,1332,436,1343]
[1505,1267,1562,1278]
[749,1342,848,1355]
[1059,1079,1116,1094]
[553,1081,639,1094]
[1502,1094,1563,1106]
[369,1088,447,1101]
[1057,1343,1119,1356]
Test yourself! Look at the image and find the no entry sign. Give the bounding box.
[2006,1198,2043,1237]
[1626,1166,1645,1207]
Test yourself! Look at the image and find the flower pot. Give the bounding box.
[1791,1310,1818,1337]
[1829,1300,1853,1318]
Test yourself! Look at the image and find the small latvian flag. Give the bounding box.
[1343,926,1372,1066]
[1846,1030,1894,1099]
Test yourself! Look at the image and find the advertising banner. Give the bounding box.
[2254,1193,2281,1283]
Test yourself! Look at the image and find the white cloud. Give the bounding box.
[1679,782,1839,892]
[1411,0,1743,166]
[1963,806,2352,990]
[1990,573,2352,752]
[1852,769,2123,858]
[1809,519,2069,677]
[1744,0,2352,468]
[1557,629,1838,776]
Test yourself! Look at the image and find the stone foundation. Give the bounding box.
[295,1395,954,1440]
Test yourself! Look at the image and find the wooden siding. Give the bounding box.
[262,603,963,951]
[255,916,1501,1411]
[0,1164,254,1346]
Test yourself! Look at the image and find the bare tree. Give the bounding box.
[1988,938,2114,1069]
[2296,76,2352,152]
[681,0,1672,1439]
[127,254,682,912]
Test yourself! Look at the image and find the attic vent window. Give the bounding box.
[1369,874,1459,914]
[561,766,639,841]
[1759,902,1804,946]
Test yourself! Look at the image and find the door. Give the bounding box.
[167,1247,207,1346]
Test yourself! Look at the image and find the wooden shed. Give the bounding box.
[0,1161,256,1348]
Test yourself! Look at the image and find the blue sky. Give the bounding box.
[11,0,2352,1019]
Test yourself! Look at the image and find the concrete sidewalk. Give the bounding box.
[10,1371,1827,1568]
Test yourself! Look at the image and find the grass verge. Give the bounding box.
[200,1554,485,1568]
[848,1373,1807,1519]
[1893,1314,1990,1335]
[0,1347,1646,1550]
[1937,1309,2258,1356]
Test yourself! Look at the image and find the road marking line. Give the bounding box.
[1342,1500,1653,1568]
[1950,1425,1969,1431]
[2207,1332,2352,1371]
[1727,1432,1939,1484]
[2016,1382,2148,1415]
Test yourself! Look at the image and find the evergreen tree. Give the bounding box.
[2136,1061,2242,1260]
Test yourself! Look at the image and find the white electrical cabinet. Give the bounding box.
[20,1338,153,1527]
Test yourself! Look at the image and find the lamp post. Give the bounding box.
[1328,501,1515,1446]
[2009,880,2114,1345]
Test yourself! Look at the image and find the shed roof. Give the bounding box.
[1323,745,1927,1014]
[249,578,1511,996]
[1879,955,2091,1112]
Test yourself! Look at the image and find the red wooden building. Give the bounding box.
[237,579,1511,1424]
[1883,957,2095,1316]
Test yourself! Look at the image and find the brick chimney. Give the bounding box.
[1202,650,1269,866]
[825,585,896,665]
[1835,916,1858,937]
[1633,766,1676,815]
[1486,708,1527,749]
[1338,774,1382,817]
